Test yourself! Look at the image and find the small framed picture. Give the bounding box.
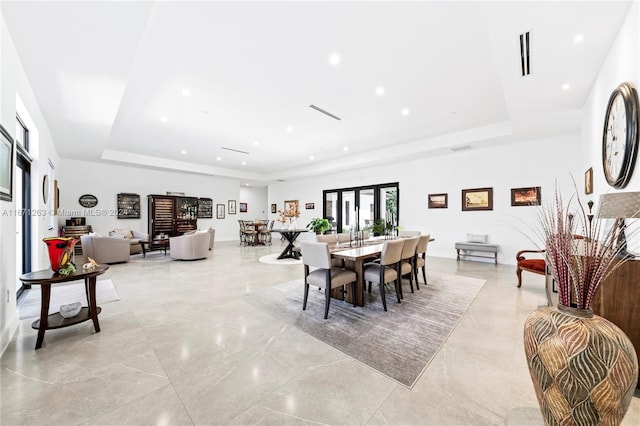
[239,202,248,213]
[228,200,237,215]
[462,187,493,211]
[585,167,593,195]
[428,193,448,209]
[511,187,541,206]
[216,204,225,219]
[1,125,15,202]
[271,203,277,213]
[305,202,315,209]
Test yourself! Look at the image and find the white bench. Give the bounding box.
[455,242,499,265]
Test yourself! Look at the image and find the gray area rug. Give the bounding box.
[19,279,120,320]
[246,270,485,388]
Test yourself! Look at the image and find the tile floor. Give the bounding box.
[2,240,639,425]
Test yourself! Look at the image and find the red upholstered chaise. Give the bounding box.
[516,249,545,287]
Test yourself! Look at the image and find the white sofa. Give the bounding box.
[170,231,210,260]
[109,228,149,255]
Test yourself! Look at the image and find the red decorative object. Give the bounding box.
[43,237,77,271]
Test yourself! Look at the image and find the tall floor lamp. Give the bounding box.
[598,192,640,259]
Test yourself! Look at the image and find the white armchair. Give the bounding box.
[170,231,210,260]
[80,235,131,264]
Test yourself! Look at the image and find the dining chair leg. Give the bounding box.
[414,266,420,290]
[421,265,427,286]
[351,282,356,307]
[395,277,402,303]
[379,281,388,311]
[303,282,310,310]
[324,287,331,319]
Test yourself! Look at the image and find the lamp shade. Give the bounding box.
[598,192,640,219]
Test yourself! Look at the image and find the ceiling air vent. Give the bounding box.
[222,147,250,155]
[519,31,531,76]
[451,145,472,152]
[309,104,342,121]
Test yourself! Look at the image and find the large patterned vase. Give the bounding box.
[524,304,638,425]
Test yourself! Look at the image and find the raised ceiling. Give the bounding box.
[1,1,633,184]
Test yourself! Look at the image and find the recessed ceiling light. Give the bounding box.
[562,83,570,90]
[401,108,410,116]
[573,34,584,43]
[181,150,187,155]
[309,155,314,160]
[241,161,246,166]
[181,88,191,96]
[343,146,348,152]
[245,183,250,186]
[375,86,385,96]
[286,126,293,133]
[216,156,222,161]
[160,116,168,123]
[329,53,341,65]
[253,141,260,146]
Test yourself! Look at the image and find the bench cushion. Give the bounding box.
[455,242,499,252]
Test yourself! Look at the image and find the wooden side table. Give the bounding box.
[19,265,109,349]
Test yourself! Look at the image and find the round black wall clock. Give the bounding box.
[78,194,98,208]
[602,82,639,189]
[42,175,49,204]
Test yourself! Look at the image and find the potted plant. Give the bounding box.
[371,219,386,236]
[523,187,638,425]
[306,218,331,234]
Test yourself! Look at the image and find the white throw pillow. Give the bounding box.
[467,233,488,244]
[108,231,125,239]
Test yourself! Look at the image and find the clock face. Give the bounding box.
[602,83,639,189]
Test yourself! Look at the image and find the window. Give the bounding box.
[16,114,29,151]
[323,182,399,233]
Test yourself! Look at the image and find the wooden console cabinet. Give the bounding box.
[591,259,640,387]
[147,195,198,239]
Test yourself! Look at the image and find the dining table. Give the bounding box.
[271,228,308,259]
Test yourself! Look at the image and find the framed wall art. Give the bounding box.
[461,187,493,211]
[511,187,541,206]
[239,202,247,213]
[585,167,593,195]
[198,197,213,218]
[305,202,315,209]
[0,125,14,202]
[271,203,277,213]
[216,204,225,219]
[428,193,448,209]
[228,200,237,215]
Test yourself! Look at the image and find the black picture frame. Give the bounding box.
[0,125,14,202]
[511,187,541,206]
[461,187,493,211]
[428,193,448,209]
[198,197,213,219]
[305,202,314,209]
[271,203,277,213]
[239,202,248,213]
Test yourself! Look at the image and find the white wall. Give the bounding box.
[57,159,245,242]
[237,185,268,221]
[583,0,640,200]
[268,135,582,264]
[0,15,61,354]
